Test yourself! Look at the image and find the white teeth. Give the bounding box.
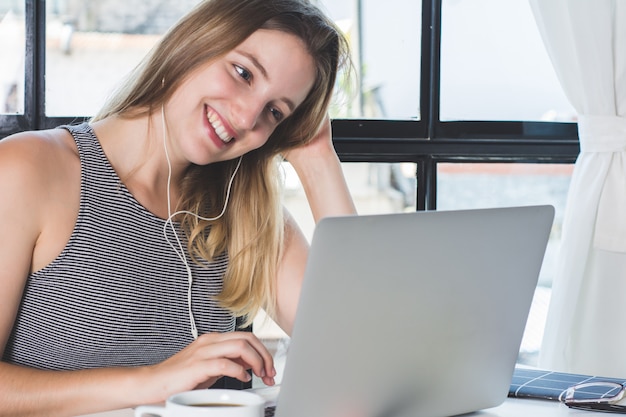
[207,109,233,143]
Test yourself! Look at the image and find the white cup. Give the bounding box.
[134,389,266,417]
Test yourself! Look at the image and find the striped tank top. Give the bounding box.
[3,123,235,370]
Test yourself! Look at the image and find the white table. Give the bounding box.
[78,397,615,416]
[485,397,609,416]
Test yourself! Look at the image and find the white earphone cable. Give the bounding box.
[160,105,241,339]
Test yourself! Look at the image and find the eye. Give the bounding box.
[268,107,284,123]
[234,65,252,82]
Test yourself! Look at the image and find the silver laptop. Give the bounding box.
[261,205,554,417]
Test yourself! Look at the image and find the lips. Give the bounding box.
[206,107,234,144]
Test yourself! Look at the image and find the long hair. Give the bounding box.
[92,0,350,325]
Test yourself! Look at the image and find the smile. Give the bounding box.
[206,108,234,143]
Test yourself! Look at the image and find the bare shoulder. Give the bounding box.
[0,127,81,231]
[0,127,78,161]
[0,128,79,190]
[0,127,82,271]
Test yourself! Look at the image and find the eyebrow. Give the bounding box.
[240,51,296,113]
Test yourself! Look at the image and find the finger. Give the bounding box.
[198,332,276,378]
[262,375,276,386]
[203,358,252,384]
[194,335,273,382]
[227,357,275,387]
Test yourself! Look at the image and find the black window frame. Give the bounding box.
[1,0,580,212]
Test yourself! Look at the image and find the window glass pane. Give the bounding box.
[0,3,25,114]
[45,0,421,119]
[283,162,417,240]
[437,162,573,365]
[45,1,201,117]
[440,0,575,122]
[318,0,422,120]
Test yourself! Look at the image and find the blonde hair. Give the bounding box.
[92,0,350,326]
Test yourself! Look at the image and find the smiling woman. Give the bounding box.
[0,1,356,416]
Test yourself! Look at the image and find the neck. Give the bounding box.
[91,115,183,219]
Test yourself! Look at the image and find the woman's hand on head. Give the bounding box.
[145,331,276,399]
[282,114,334,165]
[279,113,356,223]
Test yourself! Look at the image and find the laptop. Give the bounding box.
[254,205,554,417]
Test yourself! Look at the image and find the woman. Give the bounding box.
[0,0,356,415]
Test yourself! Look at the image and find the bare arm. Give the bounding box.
[274,117,357,334]
[0,333,274,417]
[0,133,276,417]
[283,116,357,222]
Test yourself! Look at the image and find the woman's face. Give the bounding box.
[163,28,316,166]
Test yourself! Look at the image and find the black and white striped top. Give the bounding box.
[3,123,235,370]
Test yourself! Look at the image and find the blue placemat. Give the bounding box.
[509,367,626,401]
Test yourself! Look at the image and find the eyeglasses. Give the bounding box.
[561,381,626,413]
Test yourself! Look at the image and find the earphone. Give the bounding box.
[161,105,242,339]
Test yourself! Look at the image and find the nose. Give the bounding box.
[232,95,265,132]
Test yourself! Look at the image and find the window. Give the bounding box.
[1,0,581,376]
[0,2,25,115]
[440,0,574,122]
[44,1,201,117]
[437,162,572,363]
[319,0,422,120]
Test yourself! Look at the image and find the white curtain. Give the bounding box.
[529,0,626,378]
